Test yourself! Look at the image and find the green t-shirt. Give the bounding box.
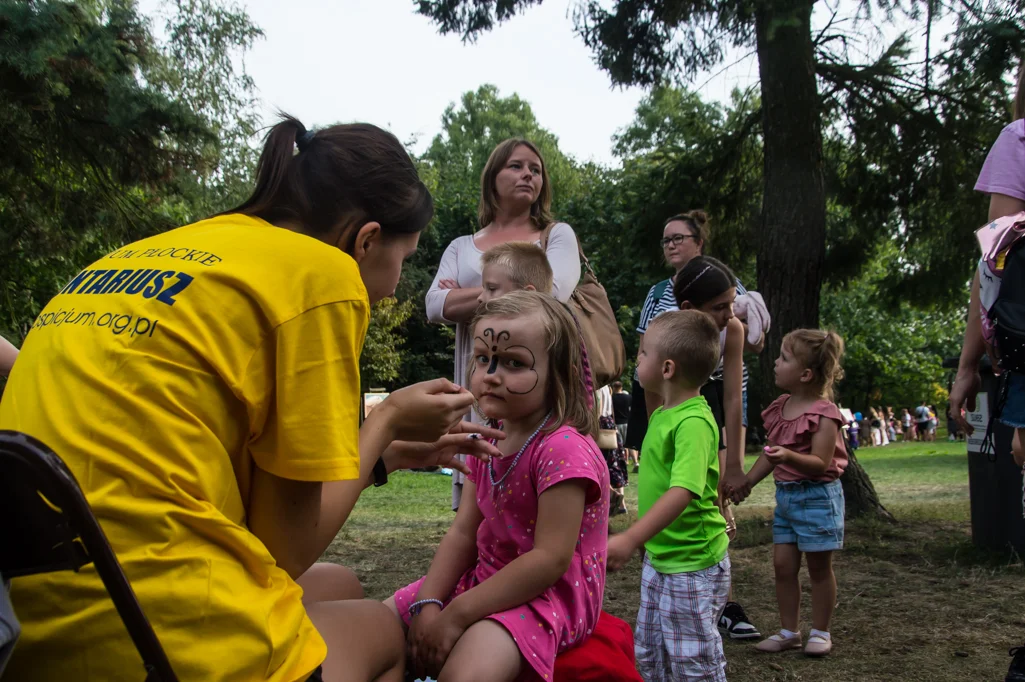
[638,396,728,573]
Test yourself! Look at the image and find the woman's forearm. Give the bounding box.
[442,288,484,323]
[315,404,400,540]
[958,272,985,373]
[0,335,18,376]
[722,320,746,474]
[724,391,744,472]
[248,411,399,579]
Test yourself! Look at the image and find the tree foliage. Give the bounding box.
[148,0,264,216]
[0,0,215,341]
[1,0,1014,437]
[414,0,1025,341]
[824,245,964,411]
[361,298,416,390]
[395,85,581,387]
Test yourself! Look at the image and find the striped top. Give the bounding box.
[636,276,749,389]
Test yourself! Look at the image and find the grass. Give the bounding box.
[325,439,1024,681]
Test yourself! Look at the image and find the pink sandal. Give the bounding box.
[803,634,832,657]
[755,631,803,653]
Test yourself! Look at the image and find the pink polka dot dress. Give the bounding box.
[394,424,610,681]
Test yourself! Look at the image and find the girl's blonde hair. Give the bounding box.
[478,139,553,230]
[782,329,846,401]
[468,291,597,437]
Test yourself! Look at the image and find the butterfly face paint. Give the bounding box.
[480,328,510,375]
[472,327,542,396]
[470,313,552,424]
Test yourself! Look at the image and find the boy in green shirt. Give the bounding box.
[607,309,730,681]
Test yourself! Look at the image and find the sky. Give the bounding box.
[141,0,763,165]
[140,0,952,166]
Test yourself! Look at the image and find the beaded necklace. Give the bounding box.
[488,410,553,488]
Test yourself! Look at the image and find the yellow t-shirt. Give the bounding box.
[0,214,369,681]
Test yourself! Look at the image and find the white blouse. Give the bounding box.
[425,223,582,504]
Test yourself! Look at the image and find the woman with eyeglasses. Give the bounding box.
[624,210,766,642]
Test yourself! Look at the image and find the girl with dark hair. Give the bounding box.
[671,256,761,641]
[626,211,765,470]
[0,115,503,682]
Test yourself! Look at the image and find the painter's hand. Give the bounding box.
[383,422,505,474]
[378,379,474,443]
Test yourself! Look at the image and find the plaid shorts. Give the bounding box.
[634,554,731,681]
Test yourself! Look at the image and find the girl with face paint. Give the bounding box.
[386,291,611,682]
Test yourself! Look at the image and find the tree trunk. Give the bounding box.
[754,0,824,345]
[753,0,891,520]
[841,446,896,521]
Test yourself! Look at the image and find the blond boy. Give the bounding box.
[607,310,730,681]
[478,242,554,304]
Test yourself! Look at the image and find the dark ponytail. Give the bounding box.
[673,256,736,308]
[223,113,433,249]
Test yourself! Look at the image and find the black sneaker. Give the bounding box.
[718,601,761,640]
[1007,643,1025,682]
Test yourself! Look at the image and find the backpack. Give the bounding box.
[541,224,626,389]
[650,278,672,305]
[974,213,1025,457]
[989,237,1025,374]
[977,211,1025,374]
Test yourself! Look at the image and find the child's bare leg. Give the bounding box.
[381,596,411,639]
[805,551,836,633]
[299,562,365,604]
[438,620,523,682]
[1012,428,1024,467]
[773,544,802,632]
[307,600,405,682]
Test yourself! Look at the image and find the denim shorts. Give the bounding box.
[1000,372,1025,429]
[773,479,845,552]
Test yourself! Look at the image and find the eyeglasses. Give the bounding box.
[660,234,698,248]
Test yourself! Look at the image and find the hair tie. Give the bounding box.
[296,129,315,152]
[676,264,712,300]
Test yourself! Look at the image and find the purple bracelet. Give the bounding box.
[408,598,444,616]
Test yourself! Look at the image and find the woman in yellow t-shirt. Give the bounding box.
[0,116,501,682]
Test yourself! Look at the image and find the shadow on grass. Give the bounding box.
[328,455,1024,681]
[847,514,1024,571]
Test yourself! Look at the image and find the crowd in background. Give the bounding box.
[846,401,964,449]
